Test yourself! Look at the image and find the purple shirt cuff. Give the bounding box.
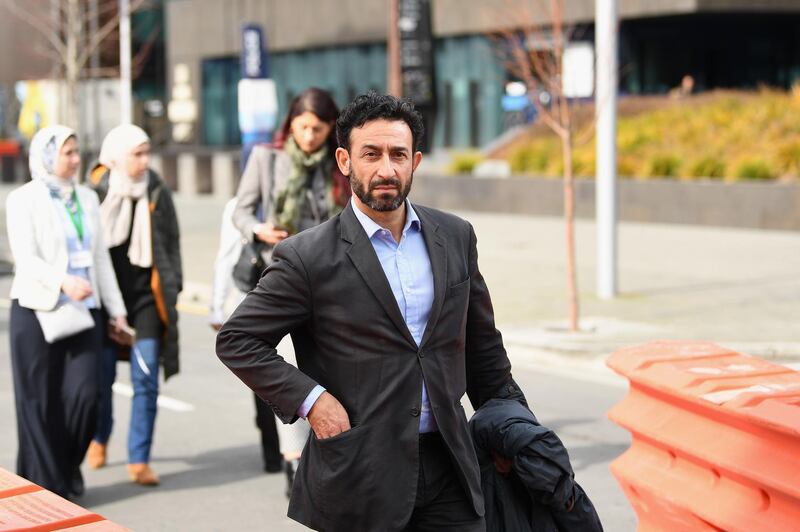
[297,385,326,418]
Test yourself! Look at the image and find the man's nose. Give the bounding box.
[376,153,394,177]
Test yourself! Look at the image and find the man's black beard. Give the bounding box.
[350,171,413,212]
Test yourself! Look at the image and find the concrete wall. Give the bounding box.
[409,176,800,231]
[0,171,798,268]
[140,149,800,231]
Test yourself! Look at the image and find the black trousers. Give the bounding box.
[402,432,486,532]
[9,300,103,498]
[254,392,281,470]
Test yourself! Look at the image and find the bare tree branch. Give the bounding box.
[1,0,68,59]
[131,22,160,79]
[75,0,147,72]
[83,65,121,77]
[31,42,65,66]
[82,0,122,24]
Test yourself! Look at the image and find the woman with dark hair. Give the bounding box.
[231,87,349,495]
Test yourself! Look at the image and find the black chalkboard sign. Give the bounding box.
[399,0,435,107]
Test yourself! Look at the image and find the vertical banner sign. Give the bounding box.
[398,0,436,151]
[241,24,267,79]
[239,24,278,169]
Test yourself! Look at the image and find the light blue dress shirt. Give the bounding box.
[53,194,97,309]
[298,201,438,433]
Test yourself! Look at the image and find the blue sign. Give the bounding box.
[501,94,530,112]
[241,24,268,79]
[239,24,274,168]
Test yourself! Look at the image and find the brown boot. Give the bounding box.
[127,463,160,486]
[86,441,107,469]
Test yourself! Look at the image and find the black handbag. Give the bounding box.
[232,239,266,292]
[231,149,275,293]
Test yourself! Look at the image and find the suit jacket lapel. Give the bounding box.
[418,207,447,349]
[341,204,417,348]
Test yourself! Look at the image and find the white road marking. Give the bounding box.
[112,382,195,412]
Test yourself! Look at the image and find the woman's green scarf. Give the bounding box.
[274,137,343,234]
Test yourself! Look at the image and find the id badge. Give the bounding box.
[69,249,93,269]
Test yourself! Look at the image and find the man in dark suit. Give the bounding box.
[216,92,526,532]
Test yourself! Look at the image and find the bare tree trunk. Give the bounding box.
[561,129,579,332]
[491,0,580,331]
[387,0,402,96]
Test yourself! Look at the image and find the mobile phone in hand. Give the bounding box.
[108,319,136,346]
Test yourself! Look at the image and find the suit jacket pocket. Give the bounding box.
[447,276,470,294]
[442,276,471,340]
[312,423,376,527]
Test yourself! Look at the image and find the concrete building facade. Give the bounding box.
[3,1,799,150]
[165,0,800,150]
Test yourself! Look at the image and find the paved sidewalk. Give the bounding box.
[2,184,799,366]
[168,192,800,365]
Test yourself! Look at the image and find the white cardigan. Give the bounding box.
[6,180,126,317]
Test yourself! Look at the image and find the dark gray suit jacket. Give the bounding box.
[216,201,524,531]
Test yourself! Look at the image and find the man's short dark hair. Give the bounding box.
[336,92,425,153]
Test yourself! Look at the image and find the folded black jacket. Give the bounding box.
[470,398,603,532]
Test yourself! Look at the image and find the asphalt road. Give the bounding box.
[3,187,800,530]
[0,285,636,531]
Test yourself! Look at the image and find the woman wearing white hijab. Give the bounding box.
[86,124,183,486]
[6,125,128,499]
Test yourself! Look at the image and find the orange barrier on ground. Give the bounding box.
[607,341,800,532]
[0,468,127,531]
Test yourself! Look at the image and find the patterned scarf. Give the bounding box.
[28,125,80,215]
[275,137,342,234]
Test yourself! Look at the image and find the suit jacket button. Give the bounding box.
[410,407,420,417]
[418,351,425,358]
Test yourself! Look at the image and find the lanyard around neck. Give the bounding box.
[63,191,85,241]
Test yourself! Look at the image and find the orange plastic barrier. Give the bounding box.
[607,341,800,532]
[0,468,128,531]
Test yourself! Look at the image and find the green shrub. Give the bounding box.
[775,140,800,176]
[571,151,595,177]
[617,156,637,177]
[502,90,800,181]
[448,151,484,174]
[643,154,682,178]
[688,156,726,178]
[508,144,551,174]
[734,159,777,180]
[617,127,651,152]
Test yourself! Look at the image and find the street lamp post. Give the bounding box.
[595,0,618,299]
[119,0,132,124]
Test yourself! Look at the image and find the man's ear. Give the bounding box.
[335,147,351,176]
[412,151,423,172]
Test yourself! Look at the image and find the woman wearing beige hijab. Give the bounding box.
[85,124,182,486]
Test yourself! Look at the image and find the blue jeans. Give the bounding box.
[95,338,160,464]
